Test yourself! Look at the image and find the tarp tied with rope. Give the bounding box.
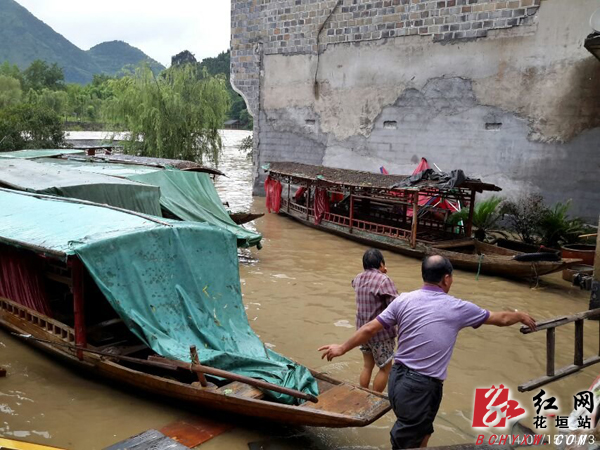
[0,190,317,404]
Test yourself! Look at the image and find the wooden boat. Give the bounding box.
[265,162,580,279]
[0,190,389,428]
[229,212,265,225]
[0,437,65,450]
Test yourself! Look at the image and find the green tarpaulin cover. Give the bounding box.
[0,159,162,217]
[0,149,85,159]
[0,190,317,404]
[36,159,262,248]
[127,170,262,248]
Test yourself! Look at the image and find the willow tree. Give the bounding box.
[104,64,230,163]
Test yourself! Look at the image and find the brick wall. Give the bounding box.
[231,0,541,114]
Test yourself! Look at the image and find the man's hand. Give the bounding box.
[317,319,384,362]
[519,312,537,331]
[486,310,537,330]
[318,344,346,361]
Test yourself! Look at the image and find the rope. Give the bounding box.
[476,254,485,281]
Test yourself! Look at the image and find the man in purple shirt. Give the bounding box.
[319,255,536,450]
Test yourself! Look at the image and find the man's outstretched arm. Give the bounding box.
[319,319,384,361]
[485,311,537,331]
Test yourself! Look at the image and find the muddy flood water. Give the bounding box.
[0,130,595,449]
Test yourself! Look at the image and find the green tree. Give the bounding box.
[0,75,22,108]
[29,88,69,116]
[0,62,23,86]
[0,103,66,151]
[66,83,87,121]
[197,50,252,130]
[23,60,65,92]
[104,64,229,162]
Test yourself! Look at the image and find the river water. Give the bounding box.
[0,130,595,449]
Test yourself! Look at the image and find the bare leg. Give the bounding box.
[372,361,392,392]
[420,435,431,448]
[360,351,375,389]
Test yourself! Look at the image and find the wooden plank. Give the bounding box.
[575,319,584,366]
[44,271,72,287]
[519,355,600,392]
[300,384,383,416]
[0,437,66,450]
[217,381,264,399]
[520,308,600,334]
[546,328,555,377]
[103,429,190,450]
[160,417,233,448]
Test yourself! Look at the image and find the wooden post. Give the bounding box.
[306,187,311,220]
[546,328,555,376]
[287,177,291,213]
[465,190,476,238]
[411,192,419,248]
[349,191,354,233]
[594,215,600,282]
[575,319,584,366]
[71,258,86,361]
[190,346,208,387]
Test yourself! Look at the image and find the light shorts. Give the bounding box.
[360,338,396,368]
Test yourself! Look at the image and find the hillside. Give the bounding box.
[0,0,99,83]
[87,41,165,76]
[0,0,164,83]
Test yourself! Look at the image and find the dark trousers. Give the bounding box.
[387,363,443,450]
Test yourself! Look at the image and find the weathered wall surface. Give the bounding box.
[231,0,600,220]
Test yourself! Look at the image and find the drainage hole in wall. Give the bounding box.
[384,121,398,129]
[305,119,316,126]
[485,122,503,130]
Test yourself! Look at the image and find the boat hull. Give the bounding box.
[278,209,580,279]
[0,296,390,428]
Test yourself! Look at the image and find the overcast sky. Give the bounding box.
[15,0,231,67]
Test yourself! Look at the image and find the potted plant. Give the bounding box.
[448,196,506,242]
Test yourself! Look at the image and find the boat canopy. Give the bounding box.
[0,149,85,159]
[266,162,502,193]
[14,158,263,248]
[90,154,225,176]
[0,159,162,216]
[0,189,316,403]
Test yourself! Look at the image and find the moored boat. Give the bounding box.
[0,189,389,428]
[264,162,580,279]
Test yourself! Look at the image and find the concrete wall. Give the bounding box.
[231,0,600,220]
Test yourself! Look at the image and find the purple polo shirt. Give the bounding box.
[377,285,490,380]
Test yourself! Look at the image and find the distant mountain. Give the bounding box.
[0,0,165,84]
[87,41,164,77]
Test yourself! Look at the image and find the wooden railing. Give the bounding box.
[518,309,600,392]
[0,296,75,343]
[322,212,412,240]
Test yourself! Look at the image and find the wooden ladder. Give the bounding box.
[518,308,600,392]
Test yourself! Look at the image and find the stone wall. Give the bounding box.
[231,0,600,220]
